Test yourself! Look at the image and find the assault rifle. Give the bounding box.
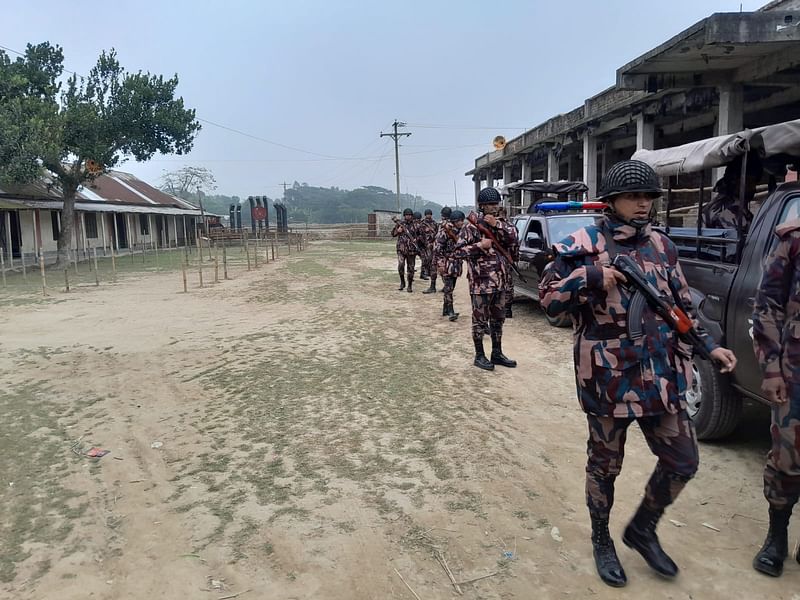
[466,212,527,283]
[391,217,422,254]
[611,254,714,362]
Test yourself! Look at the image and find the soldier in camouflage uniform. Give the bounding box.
[434,209,464,321]
[497,206,519,318]
[451,187,519,371]
[391,208,419,293]
[539,160,737,588]
[751,217,800,577]
[420,208,440,293]
[702,152,763,231]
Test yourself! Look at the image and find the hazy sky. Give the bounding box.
[4,0,765,205]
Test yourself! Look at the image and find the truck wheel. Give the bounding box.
[543,309,571,328]
[686,357,742,440]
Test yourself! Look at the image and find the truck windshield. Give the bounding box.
[547,215,599,244]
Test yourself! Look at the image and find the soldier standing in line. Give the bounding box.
[434,209,464,321]
[751,217,800,577]
[539,160,737,588]
[391,208,419,293]
[497,206,519,318]
[421,208,440,294]
[451,187,518,371]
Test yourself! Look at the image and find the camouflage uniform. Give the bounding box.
[452,213,518,344]
[434,221,463,310]
[392,219,419,283]
[419,217,439,281]
[753,219,800,511]
[539,215,718,520]
[702,180,754,231]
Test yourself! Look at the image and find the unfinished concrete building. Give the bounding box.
[467,1,800,213]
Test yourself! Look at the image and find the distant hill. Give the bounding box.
[179,184,446,225]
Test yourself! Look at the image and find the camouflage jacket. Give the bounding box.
[419,219,439,246]
[433,222,463,277]
[702,191,754,231]
[392,220,420,255]
[753,219,800,383]
[451,212,518,294]
[538,215,717,418]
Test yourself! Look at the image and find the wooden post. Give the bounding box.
[0,246,5,287]
[222,239,229,280]
[245,238,251,271]
[101,213,108,256]
[113,212,120,254]
[5,212,14,269]
[287,231,291,255]
[253,239,259,268]
[271,238,275,261]
[39,252,46,296]
[196,236,204,287]
[64,268,69,292]
[181,257,187,293]
[21,250,27,280]
[92,247,99,286]
[214,242,219,284]
[111,247,117,280]
[80,212,89,265]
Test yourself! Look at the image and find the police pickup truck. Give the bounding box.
[633,118,800,440]
[511,201,605,326]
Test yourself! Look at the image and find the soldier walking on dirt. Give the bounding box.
[392,208,419,293]
[421,208,440,293]
[452,187,519,371]
[434,209,464,321]
[539,160,737,587]
[751,217,800,577]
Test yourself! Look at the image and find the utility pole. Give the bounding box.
[380,120,411,212]
[282,182,288,200]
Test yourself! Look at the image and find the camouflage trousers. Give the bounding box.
[585,409,699,519]
[396,251,416,281]
[470,290,507,342]
[420,246,434,277]
[441,276,457,305]
[764,383,800,510]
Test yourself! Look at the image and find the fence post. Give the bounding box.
[223,238,229,279]
[214,242,219,283]
[181,257,187,293]
[92,247,99,286]
[0,247,5,288]
[39,252,46,296]
[64,268,69,293]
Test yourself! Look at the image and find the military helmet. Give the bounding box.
[402,208,413,216]
[597,160,662,200]
[450,209,466,222]
[477,187,501,205]
[413,211,422,219]
[440,206,452,218]
[424,208,432,216]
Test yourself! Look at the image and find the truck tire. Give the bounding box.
[687,356,742,440]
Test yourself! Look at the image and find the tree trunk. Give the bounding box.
[56,186,78,269]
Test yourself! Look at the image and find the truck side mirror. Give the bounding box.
[526,231,543,249]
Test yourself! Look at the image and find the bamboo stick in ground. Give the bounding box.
[21,251,27,280]
[0,247,5,287]
[111,247,117,280]
[64,268,69,292]
[222,239,229,279]
[198,249,204,288]
[39,253,46,296]
[92,247,99,286]
[181,258,187,293]
[214,243,219,283]
[245,239,251,271]
[253,240,259,268]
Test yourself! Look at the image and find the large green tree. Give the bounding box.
[0,42,200,266]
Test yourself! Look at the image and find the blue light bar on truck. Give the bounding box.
[534,201,608,213]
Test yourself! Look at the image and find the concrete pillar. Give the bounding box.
[714,83,744,181]
[636,114,655,150]
[474,177,481,204]
[583,133,598,199]
[502,163,513,187]
[547,148,559,182]
[522,159,534,207]
[566,154,574,182]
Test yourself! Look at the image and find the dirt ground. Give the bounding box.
[1,240,799,600]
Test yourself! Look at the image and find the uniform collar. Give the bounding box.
[602,214,651,242]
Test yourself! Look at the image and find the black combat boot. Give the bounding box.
[622,504,678,578]
[490,333,517,368]
[407,279,413,293]
[473,338,494,371]
[591,517,627,587]
[753,506,792,577]
[422,281,436,294]
[442,301,448,317]
[397,272,406,291]
[420,272,429,280]
[447,302,459,322]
